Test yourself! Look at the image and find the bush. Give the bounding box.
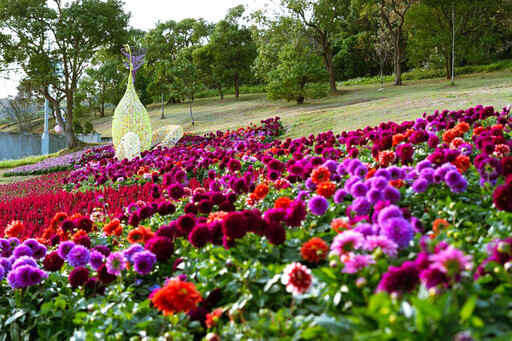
[339,59,512,86]
[83,121,95,134]
[73,120,84,134]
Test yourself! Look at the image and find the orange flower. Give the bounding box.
[128,228,145,244]
[392,134,406,147]
[253,183,269,200]
[68,213,82,221]
[310,166,331,184]
[57,228,69,242]
[72,229,88,240]
[37,238,50,246]
[452,155,471,173]
[151,278,202,316]
[206,308,223,329]
[274,197,292,209]
[432,218,450,234]
[300,237,329,263]
[455,121,470,134]
[103,219,121,236]
[389,179,404,189]
[365,168,376,179]
[128,226,154,244]
[442,129,457,144]
[50,212,68,229]
[404,129,414,138]
[5,220,24,238]
[473,126,485,136]
[207,211,228,224]
[331,218,350,233]
[41,226,56,240]
[316,182,336,198]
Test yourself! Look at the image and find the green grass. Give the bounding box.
[91,69,512,139]
[0,152,60,170]
[7,69,512,142]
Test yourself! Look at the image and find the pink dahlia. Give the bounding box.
[330,231,364,256]
[364,235,398,257]
[342,254,375,274]
[429,246,472,277]
[281,262,313,295]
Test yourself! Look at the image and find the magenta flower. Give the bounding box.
[364,235,398,257]
[429,246,472,277]
[330,231,364,256]
[106,252,127,276]
[342,255,375,274]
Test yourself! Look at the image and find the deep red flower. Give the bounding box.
[69,267,89,288]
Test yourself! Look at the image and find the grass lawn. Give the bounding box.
[94,70,512,139]
[6,69,512,141]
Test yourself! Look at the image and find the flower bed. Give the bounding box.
[3,150,89,177]
[0,171,69,202]
[0,107,512,340]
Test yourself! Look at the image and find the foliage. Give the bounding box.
[266,46,328,104]
[281,0,351,93]
[1,107,512,339]
[406,0,512,78]
[0,0,129,147]
[208,5,257,98]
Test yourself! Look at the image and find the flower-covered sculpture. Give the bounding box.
[112,45,183,160]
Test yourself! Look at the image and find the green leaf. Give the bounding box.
[412,297,441,320]
[315,314,353,336]
[40,302,52,316]
[5,311,25,326]
[460,295,477,322]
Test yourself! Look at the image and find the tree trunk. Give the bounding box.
[234,73,240,99]
[393,31,402,86]
[217,83,224,99]
[445,54,451,79]
[188,96,195,125]
[321,48,337,94]
[379,61,384,84]
[65,94,81,149]
[101,99,105,117]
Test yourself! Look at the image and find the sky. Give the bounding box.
[0,0,277,98]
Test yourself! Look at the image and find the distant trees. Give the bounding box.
[253,16,327,104]
[208,6,257,99]
[0,0,129,147]
[3,0,512,129]
[282,0,351,94]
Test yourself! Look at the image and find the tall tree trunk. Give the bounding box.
[234,73,240,99]
[393,31,402,86]
[188,96,195,125]
[65,94,81,148]
[379,61,384,84]
[217,83,224,99]
[321,48,337,94]
[445,54,451,79]
[101,99,105,117]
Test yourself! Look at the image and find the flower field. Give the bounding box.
[1,107,512,340]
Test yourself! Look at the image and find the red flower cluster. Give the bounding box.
[151,278,202,315]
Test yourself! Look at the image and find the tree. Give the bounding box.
[169,53,201,125]
[209,5,257,99]
[0,0,129,148]
[77,55,124,118]
[281,0,351,94]
[143,18,211,104]
[0,96,39,132]
[406,0,511,80]
[192,44,225,99]
[253,15,328,104]
[376,0,417,86]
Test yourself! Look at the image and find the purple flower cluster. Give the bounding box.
[0,237,48,289]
